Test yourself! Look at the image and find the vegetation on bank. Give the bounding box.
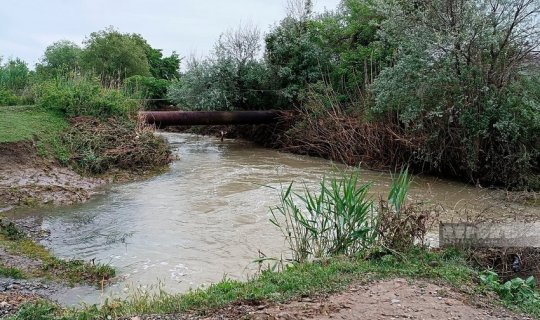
[167,0,540,190]
[0,220,115,286]
[7,170,540,319]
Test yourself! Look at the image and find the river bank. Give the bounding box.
[1,128,539,319]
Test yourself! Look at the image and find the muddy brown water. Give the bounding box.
[5,133,538,306]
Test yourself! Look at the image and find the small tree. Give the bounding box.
[81,27,151,84]
[36,40,82,77]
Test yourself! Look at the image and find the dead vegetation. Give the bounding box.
[64,116,172,174]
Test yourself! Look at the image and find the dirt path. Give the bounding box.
[243,279,528,320]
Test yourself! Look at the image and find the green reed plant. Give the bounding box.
[388,167,411,215]
[270,171,377,263]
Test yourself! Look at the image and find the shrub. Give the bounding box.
[34,75,138,118]
[270,171,377,262]
[0,88,20,106]
[270,169,432,262]
[124,75,169,100]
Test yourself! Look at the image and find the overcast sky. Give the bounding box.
[0,0,341,68]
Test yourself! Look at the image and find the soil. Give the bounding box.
[0,141,108,316]
[0,141,105,210]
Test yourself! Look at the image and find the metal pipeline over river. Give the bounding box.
[140,110,286,127]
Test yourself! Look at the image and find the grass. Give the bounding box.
[0,265,26,279]
[8,248,476,320]
[0,234,115,286]
[0,105,67,144]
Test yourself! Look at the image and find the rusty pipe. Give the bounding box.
[140,110,285,127]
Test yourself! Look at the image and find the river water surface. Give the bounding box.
[8,133,538,305]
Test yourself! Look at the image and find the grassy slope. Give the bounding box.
[0,106,67,144]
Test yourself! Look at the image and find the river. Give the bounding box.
[6,133,538,305]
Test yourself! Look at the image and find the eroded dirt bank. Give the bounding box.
[0,142,108,317]
[0,141,104,211]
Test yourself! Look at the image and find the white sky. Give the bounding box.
[0,0,341,68]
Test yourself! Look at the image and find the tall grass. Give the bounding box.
[270,168,432,262]
[270,171,378,263]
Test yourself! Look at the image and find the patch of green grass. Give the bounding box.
[0,105,67,144]
[0,265,26,279]
[8,300,60,320]
[0,234,115,286]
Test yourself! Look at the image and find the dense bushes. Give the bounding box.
[34,76,137,118]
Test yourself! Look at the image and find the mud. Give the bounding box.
[0,141,104,210]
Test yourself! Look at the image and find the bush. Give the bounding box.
[34,75,138,118]
[270,171,377,262]
[124,75,169,100]
[270,169,432,262]
[0,88,20,106]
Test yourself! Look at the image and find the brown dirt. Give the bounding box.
[241,279,529,320]
[0,141,104,210]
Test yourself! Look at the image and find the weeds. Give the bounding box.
[0,265,26,279]
[481,271,540,317]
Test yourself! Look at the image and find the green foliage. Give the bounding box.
[370,0,540,189]
[265,17,329,106]
[168,24,272,111]
[130,34,181,80]
[124,75,169,100]
[481,271,540,316]
[0,57,31,92]
[36,40,82,77]
[270,170,377,263]
[0,88,21,106]
[8,301,59,320]
[34,75,138,118]
[81,27,151,83]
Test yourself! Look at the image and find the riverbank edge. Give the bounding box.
[0,110,172,316]
[1,125,538,319]
[8,248,537,319]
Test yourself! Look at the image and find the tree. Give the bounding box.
[371,0,540,188]
[36,40,82,77]
[81,27,151,84]
[130,34,181,80]
[168,24,271,111]
[0,57,30,91]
